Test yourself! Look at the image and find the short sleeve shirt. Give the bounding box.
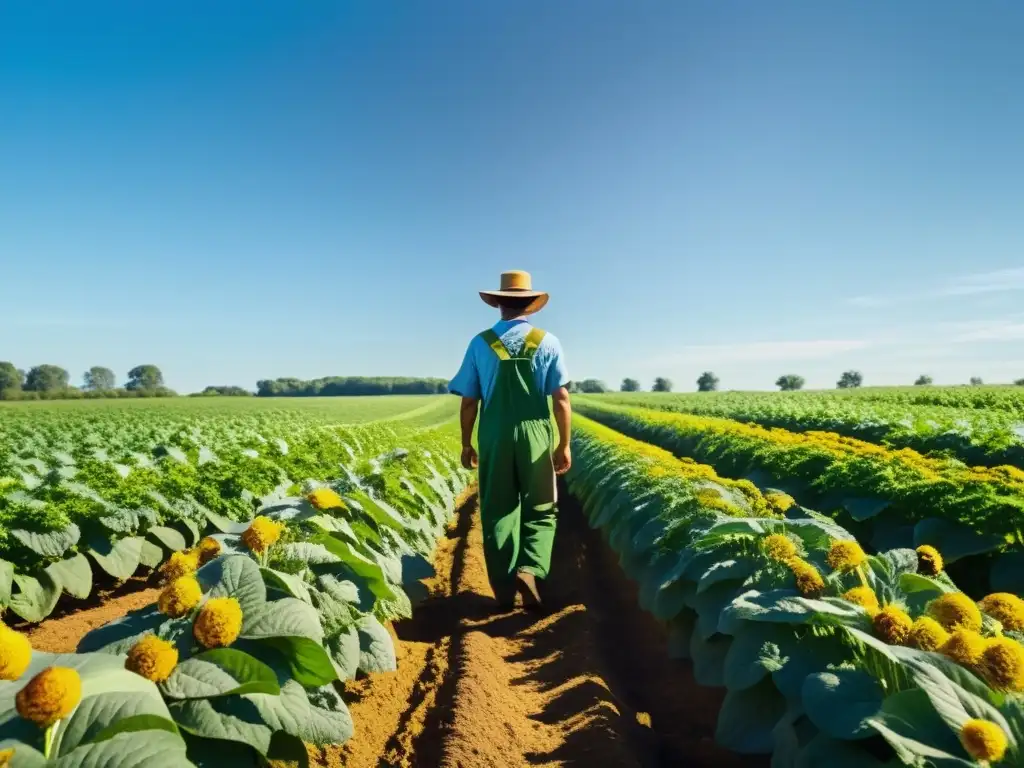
[449,319,569,406]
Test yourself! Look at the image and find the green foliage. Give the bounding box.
[194,386,253,397]
[126,365,165,392]
[578,379,608,394]
[836,370,863,389]
[83,366,116,391]
[653,377,673,392]
[697,371,719,392]
[25,364,70,392]
[620,378,641,392]
[776,374,805,391]
[256,376,447,396]
[0,361,23,393]
[914,374,933,386]
[971,376,984,386]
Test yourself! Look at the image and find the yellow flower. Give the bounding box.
[160,549,200,582]
[843,586,880,615]
[158,575,203,618]
[764,491,795,514]
[916,545,943,576]
[125,635,178,683]
[959,719,1008,763]
[15,667,81,728]
[941,629,987,668]
[762,533,798,562]
[0,748,13,766]
[308,488,345,510]
[979,593,1024,632]
[928,593,983,633]
[0,624,32,681]
[873,605,913,645]
[193,597,243,649]
[240,517,285,554]
[826,539,866,572]
[910,617,950,652]
[787,558,825,597]
[980,638,1024,693]
[198,537,221,565]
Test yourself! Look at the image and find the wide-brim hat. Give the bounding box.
[479,270,549,315]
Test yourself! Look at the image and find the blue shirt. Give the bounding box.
[449,319,570,406]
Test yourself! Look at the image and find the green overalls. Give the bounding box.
[477,326,558,603]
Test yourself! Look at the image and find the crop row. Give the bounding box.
[573,400,1024,598]
[590,391,1024,469]
[566,415,1024,766]
[0,422,471,765]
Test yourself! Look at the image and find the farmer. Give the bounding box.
[448,270,572,610]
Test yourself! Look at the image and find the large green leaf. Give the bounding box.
[197,554,266,614]
[841,497,890,522]
[715,677,787,754]
[260,568,312,604]
[162,649,280,699]
[203,509,251,535]
[88,536,145,581]
[326,625,361,681]
[240,600,336,687]
[56,691,177,756]
[357,615,397,674]
[9,571,62,623]
[11,524,81,558]
[913,518,1005,563]
[147,526,188,553]
[0,559,12,606]
[139,540,164,569]
[991,552,1024,595]
[46,552,93,600]
[691,632,731,687]
[56,730,193,768]
[868,688,973,766]
[723,622,795,692]
[802,669,884,740]
[279,543,342,566]
[719,589,866,634]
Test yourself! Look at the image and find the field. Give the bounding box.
[2,389,1024,767]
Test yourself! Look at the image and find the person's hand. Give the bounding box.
[461,445,479,471]
[553,443,572,475]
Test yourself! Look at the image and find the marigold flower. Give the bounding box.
[125,634,178,683]
[980,638,1024,693]
[787,558,825,597]
[764,491,795,514]
[240,516,285,554]
[308,488,345,510]
[193,597,243,649]
[873,605,913,645]
[198,537,221,565]
[910,617,950,652]
[916,545,943,576]
[941,629,987,668]
[158,575,203,618]
[979,593,1024,632]
[825,539,866,572]
[15,667,81,728]
[959,719,1008,763]
[843,586,880,615]
[0,624,32,681]
[928,592,983,633]
[160,549,200,582]
[762,533,798,562]
[0,748,12,766]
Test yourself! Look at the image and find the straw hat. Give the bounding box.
[479,270,549,315]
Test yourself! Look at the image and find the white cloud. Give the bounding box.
[949,320,1024,342]
[845,266,1024,307]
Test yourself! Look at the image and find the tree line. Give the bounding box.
[577,370,1024,394]
[255,377,449,397]
[0,363,175,400]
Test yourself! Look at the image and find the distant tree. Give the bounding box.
[620,378,641,392]
[970,377,984,386]
[696,372,720,392]
[25,364,70,392]
[579,379,608,394]
[83,366,116,391]
[914,375,933,386]
[126,365,165,391]
[652,377,673,393]
[0,362,23,393]
[776,374,805,392]
[1015,378,1024,386]
[195,385,253,397]
[836,370,863,389]
[565,381,581,394]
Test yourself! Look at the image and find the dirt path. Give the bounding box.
[318,494,763,768]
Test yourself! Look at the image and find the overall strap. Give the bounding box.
[521,327,546,360]
[479,329,511,361]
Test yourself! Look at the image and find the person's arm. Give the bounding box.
[460,397,480,469]
[551,386,572,474]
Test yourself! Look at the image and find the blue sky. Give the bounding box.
[3,1,1024,393]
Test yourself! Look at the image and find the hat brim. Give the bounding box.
[479,291,549,315]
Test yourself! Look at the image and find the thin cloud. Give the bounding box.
[845,266,1024,307]
[949,319,1024,342]
[664,339,872,365]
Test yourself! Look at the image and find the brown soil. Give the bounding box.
[21,582,161,653]
[315,494,764,768]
